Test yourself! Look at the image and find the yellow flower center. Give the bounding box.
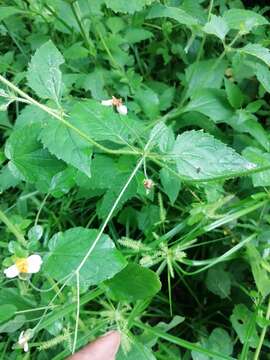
[15,258,28,273]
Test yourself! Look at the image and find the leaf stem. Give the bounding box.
[0,208,27,246]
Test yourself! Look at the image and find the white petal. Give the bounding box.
[26,255,42,274]
[18,331,25,344]
[4,265,19,278]
[101,99,113,106]
[117,104,128,115]
[23,341,29,352]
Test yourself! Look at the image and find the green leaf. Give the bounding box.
[146,3,198,27]
[203,15,229,41]
[0,165,20,193]
[240,44,270,67]
[43,227,127,286]
[192,328,233,360]
[184,89,233,122]
[254,63,270,93]
[117,339,156,360]
[206,265,231,299]
[125,28,153,44]
[135,87,160,120]
[232,112,270,152]
[27,40,64,103]
[104,0,154,14]
[171,130,255,180]
[224,79,244,109]
[185,59,227,97]
[160,168,181,204]
[0,6,22,21]
[0,305,17,324]
[97,171,138,219]
[40,115,92,178]
[106,263,161,301]
[246,243,270,297]
[223,9,268,33]
[0,315,25,334]
[243,147,270,186]
[230,304,259,348]
[70,99,139,145]
[5,124,65,188]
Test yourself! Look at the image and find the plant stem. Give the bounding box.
[0,208,27,246]
[253,296,270,360]
[70,1,95,56]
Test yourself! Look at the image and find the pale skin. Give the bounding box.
[67,331,121,360]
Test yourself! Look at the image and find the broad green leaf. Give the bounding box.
[230,304,259,348]
[0,315,25,334]
[97,171,138,219]
[0,305,17,324]
[228,111,270,152]
[0,288,35,311]
[185,59,227,97]
[255,63,270,93]
[125,28,153,44]
[27,41,64,103]
[150,122,175,153]
[203,15,229,41]
[160,168,181,204]
[135,87,160,119]
[40,115,92,178]
[240,44,270,67]
[223,9,268,33]
[146,3,198,27]
[224,79,244,109]
[0,165,20,192]
[81,68,107,100]
[106,263,161,301]
[43,227,127,286]
[243,147,270,186]
[171,130,256,180]
[104,0,154,14]
[192,328,233,360]
[0,6,22,21]
[184,89,233,122]
[246,243,270,297]
[70,99,140,145]
[5,124,65,188]
[50,166,76,198]
[117,339,156,360]
[206,265,231,299]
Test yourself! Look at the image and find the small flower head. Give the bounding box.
[143,178,154,194]
[4,254,42,278]
[101,96,128,115]
[18,329,33,352]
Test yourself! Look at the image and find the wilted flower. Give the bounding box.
[101,96,128,115]
[143,178,154,194]
[4,254,42,278]
[18,330,33,352]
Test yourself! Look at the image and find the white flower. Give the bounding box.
[116,104,128,115]
[101,99,114,106]
[101,96,128,115]
[18,331,29,352]
[4,254,42,278]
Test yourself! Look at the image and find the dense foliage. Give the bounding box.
[0,0,270,359]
